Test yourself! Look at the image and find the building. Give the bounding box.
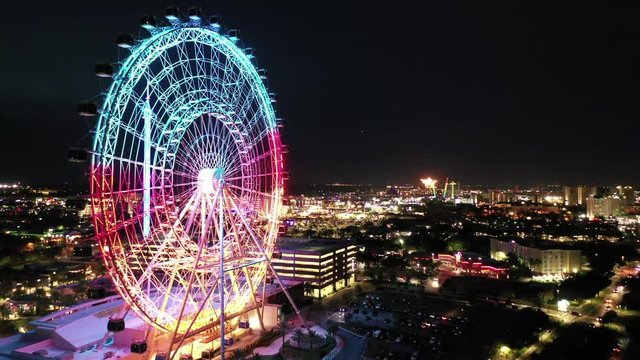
[272,237,357,298]
[616,185,636,206]
[586,195,622,219]
[434,252,508,279]
[564,186,594,206]
[485,190,514,204]
[490,238,581,275]
[0,284,293,359]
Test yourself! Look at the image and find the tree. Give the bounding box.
[307,329,318,350]
[537,290,555,306]
[0,303,12,323]
[354,284,363,296]
[327,323,339,339]
[278,318,289,352]
[602,310,617,324]
[446,237,467,252]
[302,282,315,299]
[293,329,304,347]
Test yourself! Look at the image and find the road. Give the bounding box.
[516,262,638,360]
[334,328,365,360]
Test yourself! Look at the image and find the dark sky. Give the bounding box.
[1,1,639,186]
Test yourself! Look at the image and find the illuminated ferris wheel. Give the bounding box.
[83,8,299,350]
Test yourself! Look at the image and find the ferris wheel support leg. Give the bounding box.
[264,258,307,329]
[219,183,226,360]
[223,201,266,332]
[142,94,152,238]
[168,187,222,359]
[260,270,269,330]
[225,194,308,330]
[168,266,220,359]
[169,275,221,359]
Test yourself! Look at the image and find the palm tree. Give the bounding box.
[278,319,289,352]
[0,303,12,322]
[293,329,304,347]
[327,323,339,339]
[307,329,317,350]
[50,291,60,308]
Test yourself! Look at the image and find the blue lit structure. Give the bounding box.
[88,10,304,359]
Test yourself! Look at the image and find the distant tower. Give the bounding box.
[420,177,438,197]
[442,179,457,200]
[449,181,457,199]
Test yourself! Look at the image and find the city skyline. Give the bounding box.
[1,1,639,185]
[0,4,638,360]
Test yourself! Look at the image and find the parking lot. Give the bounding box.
[326,287,552,360]
[328,290,473,359]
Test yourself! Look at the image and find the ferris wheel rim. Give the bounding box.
[90,23,283,336]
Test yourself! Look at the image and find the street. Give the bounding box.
[334,328,365,360]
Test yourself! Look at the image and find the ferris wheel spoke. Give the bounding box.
[168,180,198,189]
[224,171,280,182]
[168,188,222,348]
[247,148,276,166]
[171,169,197,180]
[225,182,277,200]
[92,24,286,338]
[102,153,166,172]
[134,191,201,289]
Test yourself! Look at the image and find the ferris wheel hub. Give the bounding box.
[197,168,224,194]
[91,21,287,342]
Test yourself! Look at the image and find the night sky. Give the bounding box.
[1,1,639,186]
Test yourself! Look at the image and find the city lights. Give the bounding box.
[0,4,638,360]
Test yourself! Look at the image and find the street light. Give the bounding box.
[499,345,511,355]
[557,299,570,312]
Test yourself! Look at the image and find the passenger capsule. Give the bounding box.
[140,15,157,30]
[188,7,202,21]
[226,29,239,42]
[165,6,180,22]
[116,33,134,48]
[107,318,125,332]
[78,103,97,116]
[130,339,147,354]
[68,148,88,163]
[94,63,114,78]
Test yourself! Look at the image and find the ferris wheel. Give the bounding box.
[83,8,302,353]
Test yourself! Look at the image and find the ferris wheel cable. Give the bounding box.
[134,195,205,273]
[181,190,204,235]
[168,192,222,357]
[176,138,238,176]
[223,171,282,182]
[99,153,167,172]
[93,25,282,339]
[224,192,305,323]
[224,183,278,200]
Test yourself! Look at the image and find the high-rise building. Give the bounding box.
[485,190,514,203]
[586,195,622,219]
[616,185,635,206]
[563,186,592,206]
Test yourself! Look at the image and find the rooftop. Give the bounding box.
[276,237,356,254]
[493,237,580,251]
